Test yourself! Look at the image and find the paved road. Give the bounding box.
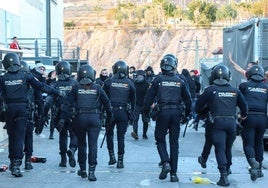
[0,120,267,188]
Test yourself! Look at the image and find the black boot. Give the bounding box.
[257,162,264,178]
[59,154,67,167]
[88,165,97,181]
[217,170,230,186]
[25,156,33,170]
[248,158,259,181]
[108,150,116,165]
[49,131,54,139]
[159,162,171,180]
[198,156,207,168]
[12,159,23,177]
[77,164,87,178]
[131,131,139,140]
[142,124,148,140]
[67,148,76,167]
[170,173,179,182]
[117,154,124,169]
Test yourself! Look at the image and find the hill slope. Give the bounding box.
[64,28,223,74]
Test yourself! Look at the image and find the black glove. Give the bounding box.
[57,119,65,132]
[127,109,135,120]
[35,116,44,135]
[106,112,114,127]
[193,121,198,131]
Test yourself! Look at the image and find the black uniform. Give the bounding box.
[195,65,248,186]
[131,70,150,140]
[67,81,112,180]
[51,77,78,167]
[182,69,200,119]
[30,67,46,134]
[103,61,136,169]
[43,71,56,139]
[239,65,268,181]
[144,71,191,181]
[63,64,113,181]
[0,52,60,177]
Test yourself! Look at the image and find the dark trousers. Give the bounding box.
[241,114,267,163]
[74,113,101,166]
[201,121,213,160]
[59,121,77,155]
[24,121,34,157]
[6,104,28,160]
[106,109,128,155]
[211,117,236,171]
[133,105,149,135]
[155,109,181,174]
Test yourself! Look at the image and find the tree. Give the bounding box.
[186,0,217,26]
[217,4,237,22]
[163,1,177,17]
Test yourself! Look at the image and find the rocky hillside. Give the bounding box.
[64,28,223,74]
[63,0,224,74]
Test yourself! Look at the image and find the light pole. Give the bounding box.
[179,37,206,71]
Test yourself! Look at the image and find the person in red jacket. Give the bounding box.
[9,37,21,50]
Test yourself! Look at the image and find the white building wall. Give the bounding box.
[0,0,63,45]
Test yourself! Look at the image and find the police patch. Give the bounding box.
[218,92,236,97]
[161,81,181,87]
[248,87,267,93]
[78,89,97,94]
[111,83,129,88]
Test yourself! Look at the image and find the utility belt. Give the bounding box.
[159,104,180,110]
[212,115,235,123]
[112,106,127,110]
[248,111,266,115]
[6,102,28,106]
[76,108,100,114]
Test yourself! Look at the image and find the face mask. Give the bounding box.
[135,75,145,83]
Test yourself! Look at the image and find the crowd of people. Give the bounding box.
[0,51,267,187]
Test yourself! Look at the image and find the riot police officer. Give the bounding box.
[49,61,78,168]
[239,65,268,181]
[103,60,136,169]
[63,64,113,181]
[143,56,192,182]
[20,60,35,170]
[0,53,61,177]
[195,65,248,186]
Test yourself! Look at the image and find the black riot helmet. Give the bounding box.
[163,54,178,67]
[2,52,21,72]
[160,56,177,72]
[112,60,129,78]
[247,65,264,81]
[55,61,72,80]
[20,61,30,73]
[77,64,96,85]
[211,65,230,85]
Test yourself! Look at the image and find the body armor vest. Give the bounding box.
[210,85,238,117]
[3,71,29,104]
[157,74,183,105]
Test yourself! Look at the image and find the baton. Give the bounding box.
[183,120,195,137]
[100,131,107,148]
[182,120,188,137]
